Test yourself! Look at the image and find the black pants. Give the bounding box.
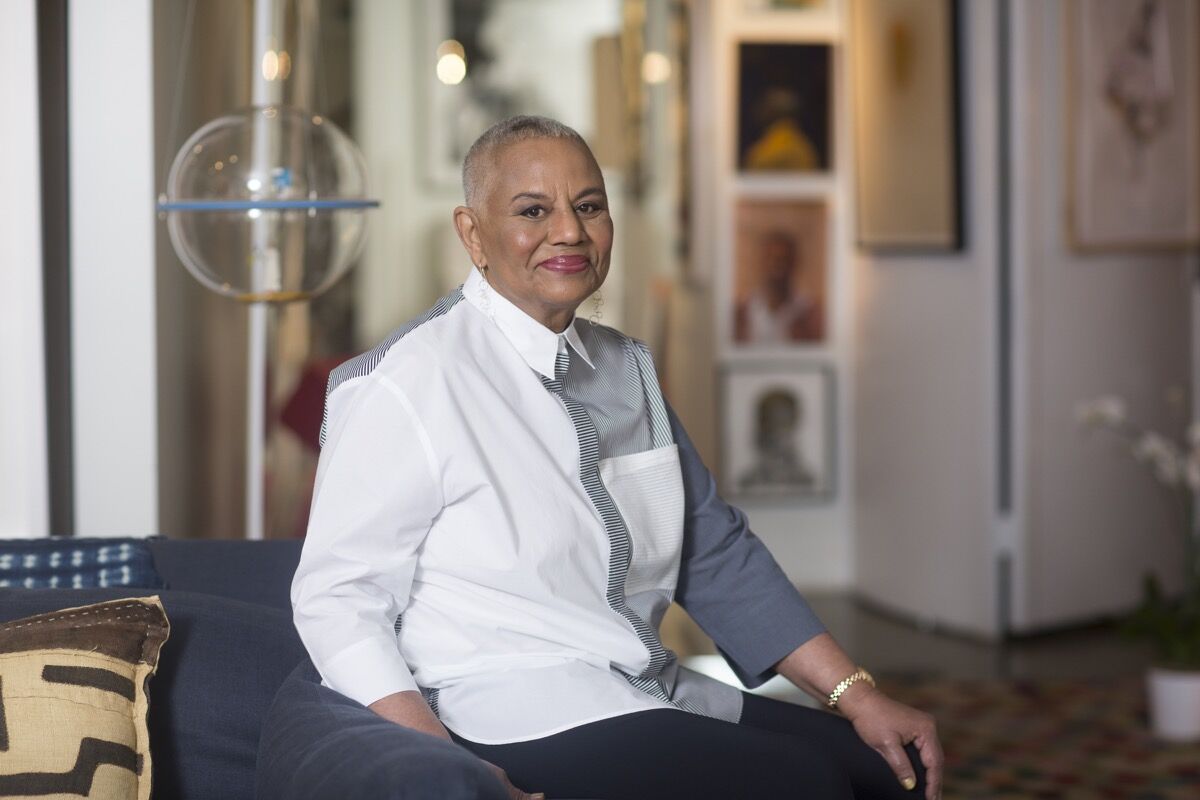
[452,692,927,799]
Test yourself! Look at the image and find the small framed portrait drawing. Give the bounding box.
[721,363,835,500]
[732,198,828,346]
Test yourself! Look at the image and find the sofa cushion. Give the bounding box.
[0,588,307,800]
[0,596,169,800]
[256,660,508,800]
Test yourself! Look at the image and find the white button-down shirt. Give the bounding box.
[293,268,746,744]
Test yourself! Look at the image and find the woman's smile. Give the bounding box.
[537,254,591,274]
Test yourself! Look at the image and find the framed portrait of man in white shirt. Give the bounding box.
[731,198,829,348]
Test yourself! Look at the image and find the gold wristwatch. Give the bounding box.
[827,667,875,709]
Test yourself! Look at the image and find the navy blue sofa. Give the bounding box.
[0,539,508,800]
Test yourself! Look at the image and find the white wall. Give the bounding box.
[1010,0,1192,631]
[854,0,1194,636]
[0,0,50,538]
[853,0,1000,635]
[69,1,159,537]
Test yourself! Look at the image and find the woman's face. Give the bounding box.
[455,137,612,332]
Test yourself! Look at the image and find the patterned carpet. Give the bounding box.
[880,676,1200,799]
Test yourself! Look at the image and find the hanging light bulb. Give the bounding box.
[436,39,467,85]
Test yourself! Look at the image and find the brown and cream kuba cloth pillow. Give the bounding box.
[0,597,169,800]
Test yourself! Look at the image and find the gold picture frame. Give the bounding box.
[851,0,962,251]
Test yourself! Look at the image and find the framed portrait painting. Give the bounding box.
[1069,0,1200,249]
[851,0,962,251]
[721,363,835,500]
[731,198,828,346]
[737,43,832,173]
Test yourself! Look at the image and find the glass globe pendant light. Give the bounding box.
[158,105,378,303]
[157,0,379,540]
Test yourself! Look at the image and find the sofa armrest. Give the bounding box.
[256,661,508,800]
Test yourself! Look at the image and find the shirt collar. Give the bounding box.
[463,268,594,380]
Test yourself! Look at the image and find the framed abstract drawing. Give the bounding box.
[1068,0,1200,250]
[851,0,962,251]
[721,362,835,501]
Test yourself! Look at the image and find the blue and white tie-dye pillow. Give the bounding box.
[0,538,163,589]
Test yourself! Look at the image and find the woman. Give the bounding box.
[292,116,942,800]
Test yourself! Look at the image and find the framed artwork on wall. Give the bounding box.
[736,43,832,173]
[851,0,962,251]
[1068,0,1200,250]
[731,198,828,346]
[720,362,835,501]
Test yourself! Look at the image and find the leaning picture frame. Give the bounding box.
[720,362,836,501]
[1067,0,1200,250]
[851,0,962,251]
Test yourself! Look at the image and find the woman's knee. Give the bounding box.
[744,733,854,799]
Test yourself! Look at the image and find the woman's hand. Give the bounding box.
[482,761,544,800]
[774,634,943,799]
[368,694,543,798]
[838,685,943,800]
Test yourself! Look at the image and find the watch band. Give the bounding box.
[827,667,875,709]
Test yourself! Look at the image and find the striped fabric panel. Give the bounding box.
[562,323,652,459]
[541,347,705,714]
[628,340,673,451]
[318,286,465,447]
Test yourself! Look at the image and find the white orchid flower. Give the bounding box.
[1133,432,1170,463]
[1186,454,1200,492]
[1155,451,1183,487]
[1076,396,1127,428]
[1187,422,1200,449]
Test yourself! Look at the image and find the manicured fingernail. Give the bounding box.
[901,776,916,790]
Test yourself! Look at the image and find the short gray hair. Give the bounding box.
[462,115,589,207]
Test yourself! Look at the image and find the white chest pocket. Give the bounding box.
[599,444,685,597]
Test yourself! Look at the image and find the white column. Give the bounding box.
[69,0,159,537]
[0,0,50,538]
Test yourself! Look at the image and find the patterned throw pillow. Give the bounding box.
[0,597,169,800]
[0,538,162,590]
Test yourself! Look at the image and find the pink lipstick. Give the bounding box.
[538,255,590,274]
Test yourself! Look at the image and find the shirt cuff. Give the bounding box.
[721,589,827,689]
[316,635,419,707]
